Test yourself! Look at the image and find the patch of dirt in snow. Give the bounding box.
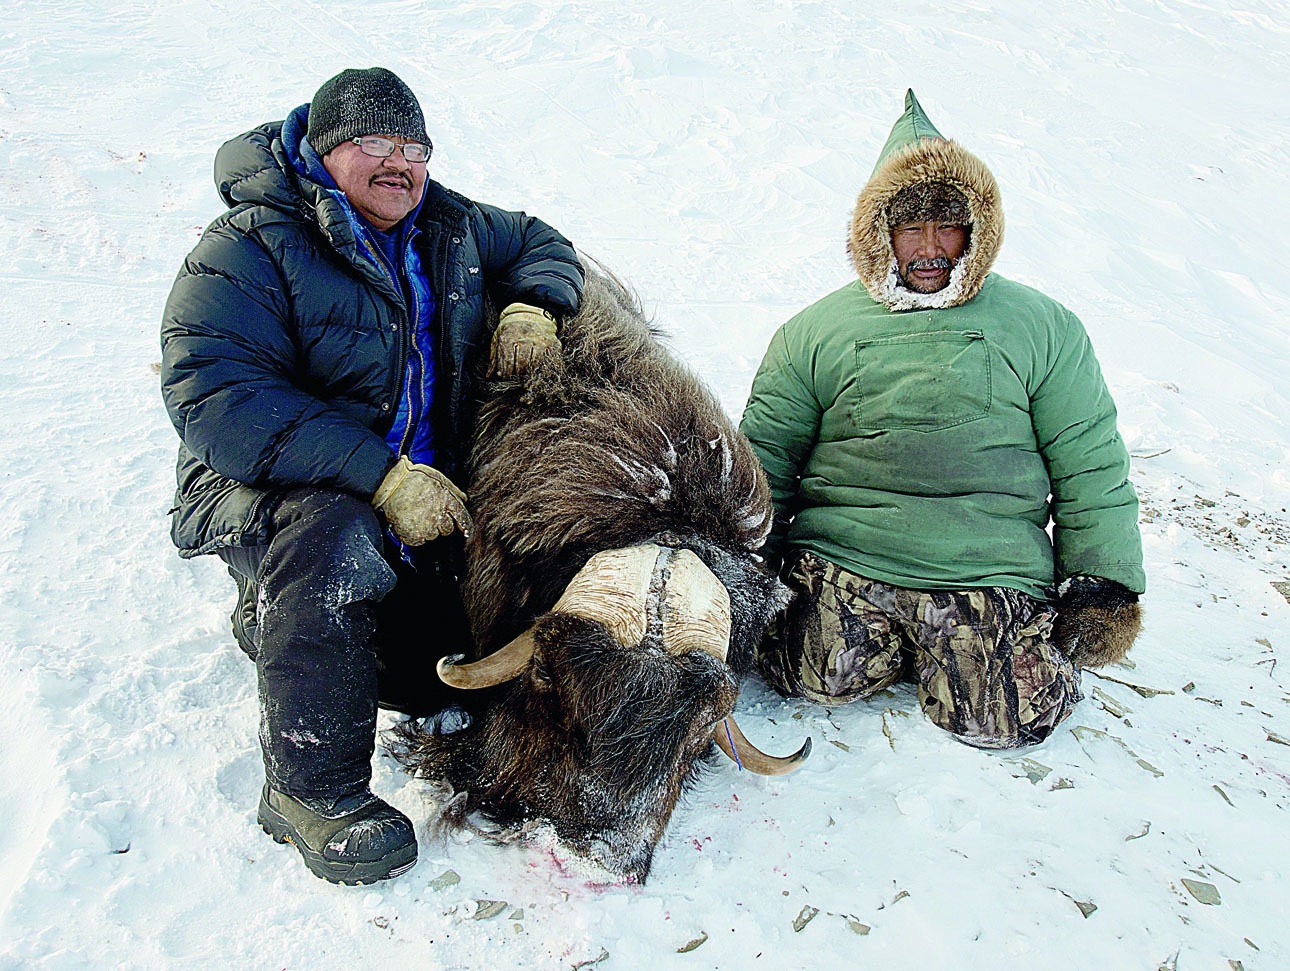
[1139,477,1290,569]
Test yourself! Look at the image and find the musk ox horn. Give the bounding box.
[437,541,812,771]
[436,628,537,689]
[714,716,813,776]
[657,550,810,775]
[660,548,730,663]
[550,544,658,646]
[436,545,660,689]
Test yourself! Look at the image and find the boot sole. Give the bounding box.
[257,796,417,885]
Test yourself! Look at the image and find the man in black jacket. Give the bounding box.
[160,68,584,884]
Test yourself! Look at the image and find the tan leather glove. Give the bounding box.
[372,456,473,546]
[489,302,560,378]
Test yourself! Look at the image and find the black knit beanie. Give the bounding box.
[886,181,971,227]
[306,67,430,156]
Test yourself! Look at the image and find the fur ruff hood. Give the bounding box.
[847,91,1004,311]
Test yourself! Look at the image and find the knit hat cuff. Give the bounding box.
[306,67,429,157]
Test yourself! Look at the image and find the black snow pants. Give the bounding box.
[218,487,472,800]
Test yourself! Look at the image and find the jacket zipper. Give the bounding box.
[397,238,426,455]
[347,226,411,442]
[431,228,454,456]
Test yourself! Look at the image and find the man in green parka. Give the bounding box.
[740,91,1145,748]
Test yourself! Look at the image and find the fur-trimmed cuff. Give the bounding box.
[1051,576,1142,668]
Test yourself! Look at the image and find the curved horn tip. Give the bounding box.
[715,717,812,776]
[435,654,467,676]
[435,628,537,689]
[766,735,813,769]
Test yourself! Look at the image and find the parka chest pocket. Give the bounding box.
[850,330,992,432]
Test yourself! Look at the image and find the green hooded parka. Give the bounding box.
[739,91,1145,599]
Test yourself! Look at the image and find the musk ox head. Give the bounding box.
[390,263,809,881]
[394,542,808,879]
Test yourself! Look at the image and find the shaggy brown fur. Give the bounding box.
[1053,601,1143,669]
[1051,576,1143,668]
[847,138,1004,310]
[392,261,789,881]
[886,180,970,227]
[462,264,775,658]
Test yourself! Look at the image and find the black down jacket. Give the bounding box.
[160,121,584,558]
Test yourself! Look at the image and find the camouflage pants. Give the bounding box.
[759,551,1081,749]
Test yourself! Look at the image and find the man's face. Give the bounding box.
[323,135,428,232]
[890,220,968,294]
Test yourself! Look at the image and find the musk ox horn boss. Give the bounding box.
[391,261,810,881]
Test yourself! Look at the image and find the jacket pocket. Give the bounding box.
[171,449,276,558]
[850,331,991,431]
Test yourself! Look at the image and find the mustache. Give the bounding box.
[906,256,955,271]
[370,172,413,190]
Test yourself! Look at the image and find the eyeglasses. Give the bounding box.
[350,136,432,163]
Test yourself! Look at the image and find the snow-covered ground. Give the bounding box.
[2,1,1288,967]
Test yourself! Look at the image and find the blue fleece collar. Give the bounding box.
[282,103,339,191]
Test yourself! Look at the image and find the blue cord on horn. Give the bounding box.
[723,719,743,771]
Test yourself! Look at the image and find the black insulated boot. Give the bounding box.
[257,783,417,884]
[229,568,260,660]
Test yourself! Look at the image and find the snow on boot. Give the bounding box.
[257,783,417,885]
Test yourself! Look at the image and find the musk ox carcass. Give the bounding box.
[392,262,810,881]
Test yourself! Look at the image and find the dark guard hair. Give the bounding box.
[390,262,792,880]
